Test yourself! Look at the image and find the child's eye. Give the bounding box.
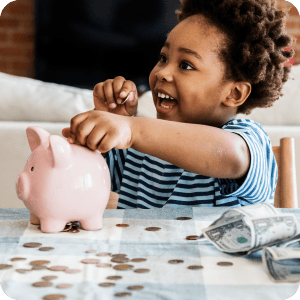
[158,54,167,63]
[180,61,193,70]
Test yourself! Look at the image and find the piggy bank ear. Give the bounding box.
[26,126,50,152]
[49,135,73,169]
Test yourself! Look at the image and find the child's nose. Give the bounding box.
[155,66,173,82]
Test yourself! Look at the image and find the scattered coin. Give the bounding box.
[69,229,80,233]
[106,276,122,280]
[116,224,129,228]
[145,227,161,231]
[48,266,69,271]
[39,247,54,252]
[131,258,147,263]
[113,264,134,271]
[134,268,150,273]
[32,281,53,287]
[42,276,58,281]
[81,259,100,264]
[30,260,51,266]
[188,265,204,270]
[112,254,127,258]
[43,294,66,300]
[217,262,233,266]
[99,282,115,287]
[96,263,112,268]
[15,269,31,273]
[115,292,132,297]
[61,224,72,232]
[86,249,97,253]
[56,283,73,289]
[0,264,13,270]
[23,242,42,248]
[64,269,81,274]
[176,217,192,220]
[111,257,130,263]
[127,285,144,291]
[168,260,184,264]
[96,252,112,257]
[32,265,48,270]
[186,235,198,240]
[10,257,26,261]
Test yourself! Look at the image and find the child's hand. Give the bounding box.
[62,111,133,153]
[93,76,138,117]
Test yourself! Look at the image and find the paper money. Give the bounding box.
[262,247,300,283]
[202,203,300,255]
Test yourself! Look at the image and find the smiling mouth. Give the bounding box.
[157,92,178,109]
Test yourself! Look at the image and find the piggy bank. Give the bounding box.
[16,126,111,233]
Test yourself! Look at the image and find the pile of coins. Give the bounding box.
[38,222,81,234]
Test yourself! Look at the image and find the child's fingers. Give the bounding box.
[117,80,137,105]
[103,79,118,109]
[93,83,108,111]
[62,127,70,138]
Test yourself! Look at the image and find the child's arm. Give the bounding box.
[63,111,250,180]
[131,117,250,180]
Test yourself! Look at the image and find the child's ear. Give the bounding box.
[223,82,251,108]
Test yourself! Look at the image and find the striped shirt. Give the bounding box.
[105,119,278,209]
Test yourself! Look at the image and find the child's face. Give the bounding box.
[149,14,235,126]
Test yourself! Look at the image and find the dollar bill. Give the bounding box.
[262,247,300,283]
[202,203,300,254]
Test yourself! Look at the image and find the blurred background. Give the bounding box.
[0,0,299,90]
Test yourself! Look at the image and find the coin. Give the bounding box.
[32,265,48,270]
[145,227,161,231]
[39,247,54,251]
[42,276,58,281]
[106,276,122,280]
[48,266,69,271]
[99,282,115,287]
[0,264,13,270]
[96,252,112,257]
[56,283,73,289]
[134,268,150,273]
[116,224,129,228]
[96,263,112,268]
[115,292,131,297]
[188,265,204,270]
[112,254,127,258]
[86,250,96,253]
[10,257,26,261]
[176,217,192,220]
[64,269,81,274]
[61,224,72,232]
[15,269,31,273]
[217,262,233,266]
[43,294,66,300]
[81,259,100,264]
[23,242,42,248]
[113,264,134,271]
[186,235,198,240]
[111,257,130,263]
[131,258,147,263]
[127,285,144,291]
[168,260,184,264]
[32,281,53,287]
[69,229,80,233]
[30,260,51,266]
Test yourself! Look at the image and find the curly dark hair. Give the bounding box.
[176,0,296,114]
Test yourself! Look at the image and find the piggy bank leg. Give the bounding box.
[80,216,103,231]
[30,213,40,225]
[39,219,67,233]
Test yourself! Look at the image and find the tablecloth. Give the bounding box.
[0,207,300,300]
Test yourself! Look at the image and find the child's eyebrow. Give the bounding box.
[163,41,203,62]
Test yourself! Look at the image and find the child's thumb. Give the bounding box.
[62,127,70,138]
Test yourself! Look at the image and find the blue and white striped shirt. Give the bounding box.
[105,119,278,209]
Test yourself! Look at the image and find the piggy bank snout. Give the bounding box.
[16,173,30,201]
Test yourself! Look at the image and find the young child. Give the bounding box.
[62,0,295,209]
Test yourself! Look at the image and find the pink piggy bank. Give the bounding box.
[16,126,111,233]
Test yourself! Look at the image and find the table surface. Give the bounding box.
[1,207,300,300]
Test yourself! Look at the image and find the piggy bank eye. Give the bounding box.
[31,167,34,171]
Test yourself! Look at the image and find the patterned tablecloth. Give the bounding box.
[0,207,300,300]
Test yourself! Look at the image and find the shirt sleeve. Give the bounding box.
[104,148,128,193]
[217,119,278,205]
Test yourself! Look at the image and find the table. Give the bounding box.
[1,207,300,300]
